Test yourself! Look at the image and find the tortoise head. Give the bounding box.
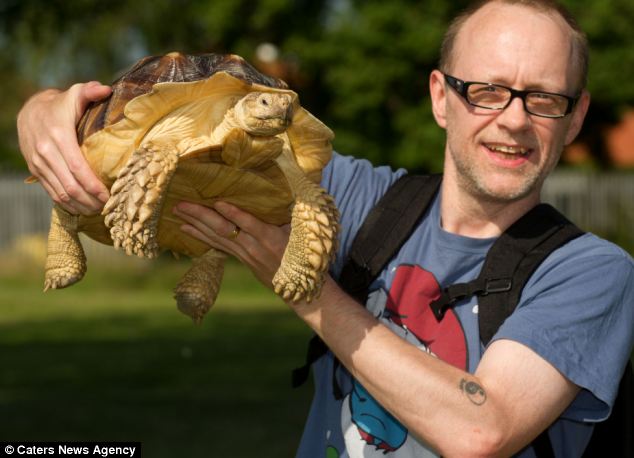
[233,92,293,136]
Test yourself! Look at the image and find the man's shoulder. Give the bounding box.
[322,152,406,194]
[523,230,634,306]
[551,231,634,268]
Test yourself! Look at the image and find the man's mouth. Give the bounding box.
[484,143,531,158]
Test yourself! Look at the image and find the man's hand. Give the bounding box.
[173,201,291,289]
[17,81,112,215]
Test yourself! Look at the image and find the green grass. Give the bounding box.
[0,256,314,457]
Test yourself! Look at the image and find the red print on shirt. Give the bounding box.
[385,265,467,370]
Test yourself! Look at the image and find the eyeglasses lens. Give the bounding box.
[466,83,568,117]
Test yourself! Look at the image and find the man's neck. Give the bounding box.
[439,178,540,239]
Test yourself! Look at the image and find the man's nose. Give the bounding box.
[496,96,531,131]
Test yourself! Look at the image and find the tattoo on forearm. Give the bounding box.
[460,378,487,406]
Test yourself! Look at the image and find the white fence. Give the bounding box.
[542,171,634,237]
[0,174,135,264]
[0,174,53,247]
[1,171,633,257]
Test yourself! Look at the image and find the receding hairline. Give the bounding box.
[439,0,589,91]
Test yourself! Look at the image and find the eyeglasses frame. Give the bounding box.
[443,73,579,119]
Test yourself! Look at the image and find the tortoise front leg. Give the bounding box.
[102,142,178,258]
[174,248,226,324]
[273,150,339,302]
[44,205,87,291]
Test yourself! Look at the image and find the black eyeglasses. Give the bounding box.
[443,73,579,119]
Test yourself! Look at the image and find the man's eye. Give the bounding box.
[471,84,503,95]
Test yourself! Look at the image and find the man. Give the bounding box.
[17,1,634,456]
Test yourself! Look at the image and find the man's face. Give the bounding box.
[435,3,589,204]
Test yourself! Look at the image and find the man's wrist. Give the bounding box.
[288,275,339,326]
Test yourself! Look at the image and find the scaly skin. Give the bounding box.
[44,205,87,291]
[102,142,178,258]
[174,249,227,324]
[273,148,340,302]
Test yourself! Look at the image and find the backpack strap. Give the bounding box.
[429,203,584,346]
[338,173,442,302]
[429,204,583,457]
[291,173,442,389]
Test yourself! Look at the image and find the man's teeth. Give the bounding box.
[488,145,529,155]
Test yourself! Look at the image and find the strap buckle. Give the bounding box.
[484,278,512,294]
[430,278,512,321]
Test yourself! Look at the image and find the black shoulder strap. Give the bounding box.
[337,174,442,302]
[430,203,585,346]
[291,174,441,389]
[478,204,584,345]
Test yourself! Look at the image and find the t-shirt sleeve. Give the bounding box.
[320,152,406,278]
[491,234,634,422]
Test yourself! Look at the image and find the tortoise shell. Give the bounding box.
[77,53,288,143]
[74,52,334,258]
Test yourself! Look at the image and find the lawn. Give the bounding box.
[2,239,631,457]
[0,253,315,457]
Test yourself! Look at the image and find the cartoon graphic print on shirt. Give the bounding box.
[341,264,468,456]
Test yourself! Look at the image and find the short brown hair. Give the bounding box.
[438,0,589,91]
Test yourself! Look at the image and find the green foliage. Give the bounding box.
[287,1,460,171]
[1,0,633,172]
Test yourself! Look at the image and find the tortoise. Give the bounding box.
[42,52,339,323]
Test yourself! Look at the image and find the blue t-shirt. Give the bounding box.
[296,153,634,458]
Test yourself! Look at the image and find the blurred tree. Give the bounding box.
[286,0,468,172]
[1,0,633,172]
[568,0,634,167]
[0,0,332,169]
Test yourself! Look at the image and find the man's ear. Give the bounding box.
[565,89,590,145]
[430,69,448,129]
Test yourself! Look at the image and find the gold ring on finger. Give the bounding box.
[227,225,241,240]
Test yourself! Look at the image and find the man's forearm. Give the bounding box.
[291,275,574,457]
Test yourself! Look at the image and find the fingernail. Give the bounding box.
[174,202,193,213]
[213,201,228,213]
[98,191,109,203]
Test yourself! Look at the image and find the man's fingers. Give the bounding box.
[212,201,278,240]
[72,81,112,112]
[180,223,214,247]
[17,82,111,214]
[174,201,289,289]
[175,204,255,263]
[82,81,112,102]
[37,176,80,215]
[56,131,110,205]
[43,146,105,214]
[173,203,238,251]
[174,202,237,239]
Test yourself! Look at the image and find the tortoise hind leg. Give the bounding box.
[273,150,339,302]
[102,142,178,258]
[174,249,226,324]
[44,205,87,291]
